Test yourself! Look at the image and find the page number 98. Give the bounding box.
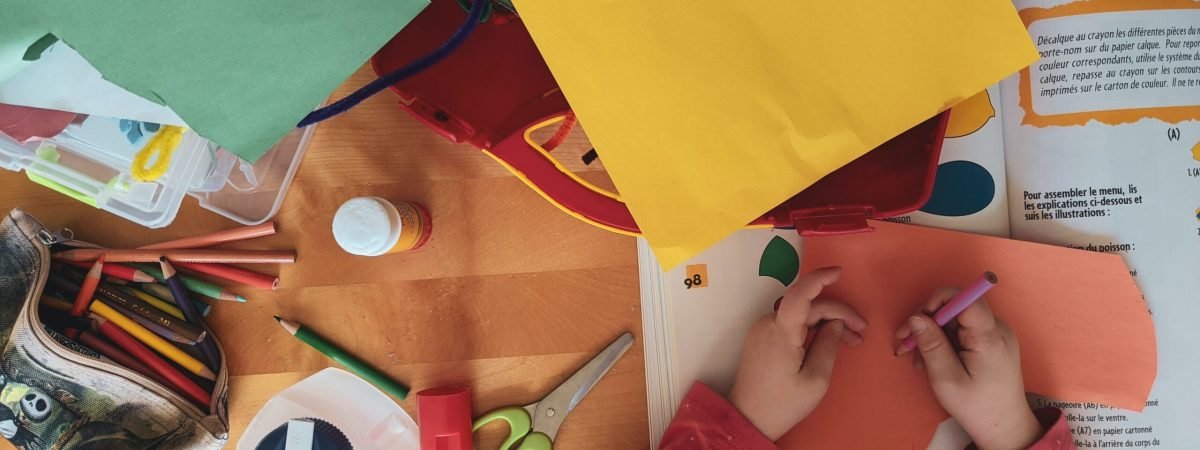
[684,264,708,289]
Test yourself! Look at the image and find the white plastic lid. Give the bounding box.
[237,368,419,450]
[332,197,401,256]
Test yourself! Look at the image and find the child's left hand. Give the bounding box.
[729,267,868,440]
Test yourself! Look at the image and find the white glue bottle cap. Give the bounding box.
[332,197,402,257]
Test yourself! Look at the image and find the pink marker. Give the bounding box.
[899,271,998,353]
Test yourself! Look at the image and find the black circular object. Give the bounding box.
[256,418,352,450]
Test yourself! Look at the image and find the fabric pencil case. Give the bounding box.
[0,208,229,449]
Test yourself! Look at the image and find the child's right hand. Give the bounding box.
[893,289,1043,450]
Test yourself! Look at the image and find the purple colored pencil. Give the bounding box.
[160,258,221,371]
[899,271,998,352]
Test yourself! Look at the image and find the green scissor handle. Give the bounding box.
[514,432,552,450]
[473,406,552,450]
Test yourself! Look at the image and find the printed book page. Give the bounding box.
[1000,0,1200,447]
[641,2,1198,447]
[639,230,800,447]
[890,84,1012,238]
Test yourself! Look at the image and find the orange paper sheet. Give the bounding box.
[783,220,1156,449]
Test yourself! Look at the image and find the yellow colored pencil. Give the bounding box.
[89,301,215,381]
[119,286,185,320]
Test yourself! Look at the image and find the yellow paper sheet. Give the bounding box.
[514,0,1039,269]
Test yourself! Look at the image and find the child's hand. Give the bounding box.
[894,289,1042,450]
[729,267,868,440]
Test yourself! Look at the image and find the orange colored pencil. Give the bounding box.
[94,317,210,406]
[139,222,276,250]
[175,262,279,290]
[53,249,296,264]
[64,260,155,282]
[67,256,104,339]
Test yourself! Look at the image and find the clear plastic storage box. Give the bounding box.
[0,113,312,228]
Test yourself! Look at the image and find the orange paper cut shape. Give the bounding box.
[781,220,1156,449]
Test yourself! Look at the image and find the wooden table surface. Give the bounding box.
[0,67,650,449]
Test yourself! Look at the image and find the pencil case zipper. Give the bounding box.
[17,217,230,437]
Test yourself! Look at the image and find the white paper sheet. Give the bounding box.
[0,42,186,126]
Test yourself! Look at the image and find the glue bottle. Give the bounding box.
[332,197,432,256]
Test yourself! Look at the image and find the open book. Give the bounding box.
[639,2,1200,447]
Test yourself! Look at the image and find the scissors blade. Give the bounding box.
[529,332,634,440]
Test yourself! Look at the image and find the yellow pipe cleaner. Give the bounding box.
[131,125,186,182]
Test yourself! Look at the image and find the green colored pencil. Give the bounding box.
[126,263,246,302]
[274,316,409,399]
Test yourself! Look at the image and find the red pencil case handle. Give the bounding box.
[484,114,643,236]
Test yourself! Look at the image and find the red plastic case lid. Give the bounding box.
[373,0,947,236]
[754,113,948,234]
[372,0,563,150]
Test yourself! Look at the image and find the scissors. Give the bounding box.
[473,332,634,450]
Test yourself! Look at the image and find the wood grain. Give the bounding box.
[0,66,648,449]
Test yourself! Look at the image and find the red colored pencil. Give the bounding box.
[77,330,172,388]
[64,260,155,282]
[67,256,104,339]
[175,262,278,290]
[94,317,209,407]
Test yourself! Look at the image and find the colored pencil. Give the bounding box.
[53,248,296,264]
[77,330,172,388]
[96,283,205,342]
[64,260,155,282]
[898,271,998,354]
[36,306,94,331]
[116,286,186,320]
[134,223,280,292]
[137,283,212,317]
[98,299,197,345]
[93,317,210,406]
[66,259,242,303]
[67,256,104,339]
[47,273,95,306]
[176,261,278,291]
[40,295,74,313]
[161,259,221,371]
[93,294,204,348]
[275,316,409,399]
[52,268,203,318]
[128,264,243,302]
[89,301,215,381]
[139,222,276,250]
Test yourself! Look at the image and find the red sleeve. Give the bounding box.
[1025,408,1076,450]
[659,382,777,450]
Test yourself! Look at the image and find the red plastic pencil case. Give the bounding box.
[372,0,948,236]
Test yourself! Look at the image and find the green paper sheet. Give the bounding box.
[0,1,429,162]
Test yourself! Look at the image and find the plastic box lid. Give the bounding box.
[0,112,312,228]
